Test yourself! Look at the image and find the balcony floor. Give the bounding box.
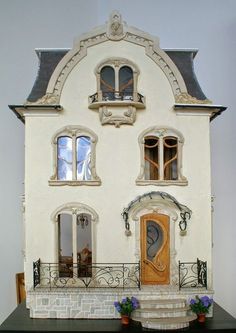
[0,301,236,332]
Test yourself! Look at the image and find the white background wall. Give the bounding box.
[0,0,235,324]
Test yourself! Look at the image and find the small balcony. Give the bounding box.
[88,91,145,110]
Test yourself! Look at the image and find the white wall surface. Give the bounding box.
[0,0,235,323]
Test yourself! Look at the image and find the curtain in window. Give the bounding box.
[57,136,73,180]
[76,136,91,181]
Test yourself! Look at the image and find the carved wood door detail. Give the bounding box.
[140,213,170,285]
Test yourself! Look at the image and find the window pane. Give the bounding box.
[76,136,91,181]
[163,136,178,180]
[57,137,72,180]
[119,66,133,100]
[146,220,163,262]
[144,136,159,180]
[77,214,92,277]
[58,213,72,277]
[100,66,115,100]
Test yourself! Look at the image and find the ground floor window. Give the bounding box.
[58,212,92,277]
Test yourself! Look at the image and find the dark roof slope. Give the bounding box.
[27,48,207,102]
[165,50,207,100]
[27,49,68,102]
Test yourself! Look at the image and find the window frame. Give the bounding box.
[136,126,188,186]
[52,202,98,267]
[95,57,140,102]
[49,125,101,186]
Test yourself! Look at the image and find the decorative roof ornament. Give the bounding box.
[106,10,126,41]
[175,92,212,105]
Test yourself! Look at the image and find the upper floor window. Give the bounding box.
[100,64,134,101]
[89,57,145,105]
[136,127,187,186]
[57,136,91,181]
[49,126,101,186]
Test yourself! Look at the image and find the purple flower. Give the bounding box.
[122,297,128,304]
[131,296,139,309]
[190,299,196,305]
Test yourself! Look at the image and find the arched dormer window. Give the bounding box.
[100,63,134,101]
[136,127,187,186]
[89,57,145,104]
[89,58,145,127]
[49,126,101,186]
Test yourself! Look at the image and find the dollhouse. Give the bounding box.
[9,11,226,330]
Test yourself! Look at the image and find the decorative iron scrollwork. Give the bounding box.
[122,191,192,235]
[33,258,41,288]
[32,260,140,290]
[179,258,207,289]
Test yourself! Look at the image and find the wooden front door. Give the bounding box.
[140,213,170,285]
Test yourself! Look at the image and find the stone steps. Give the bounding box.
[139,298,186,309]
[132,306,189,319]
[132,298,196,330]
[136,315,197,330]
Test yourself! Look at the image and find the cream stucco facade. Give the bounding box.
[10,11,226,322]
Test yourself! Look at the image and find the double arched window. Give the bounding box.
[49,126,101,186]
[96,58,139,102]
[100,65,134,101]
[52,203,98,278]
[136,127,187,186]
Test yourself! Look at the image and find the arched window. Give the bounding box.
[96,58,140,102]
[49,126,101,186]
[137,127,187,186]
[52,203,98,278]
[100,66,115,100]
[119,66,133,100]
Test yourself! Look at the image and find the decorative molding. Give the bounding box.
[175,92,212,105]
[51,202,99,223]
[49,125,101,185]
[46,12,187,99]
[106,10,126,41]
[25,93,60,105]
[99,105,136,127]
[95,57,140,74]
[136,126,187,185]
[49,180,101,186]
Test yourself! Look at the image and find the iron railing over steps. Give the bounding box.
[33,259,141,290]
[178,258,207,290]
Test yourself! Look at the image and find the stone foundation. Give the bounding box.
[28,287,214,319]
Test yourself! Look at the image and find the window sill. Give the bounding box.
[136,179,188,186]
[48,179,101,186]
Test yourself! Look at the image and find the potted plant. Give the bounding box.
[189,295,213,322]
[114,296,139,324]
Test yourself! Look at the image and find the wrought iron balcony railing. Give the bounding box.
[33,258,207,290]
[88,91,145,105]
[33,259,140,290]
[179,258,207,289]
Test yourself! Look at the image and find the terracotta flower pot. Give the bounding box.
[121,315,130,325]
[197,313,206,323]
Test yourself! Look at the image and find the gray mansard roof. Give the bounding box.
[27,48,207,103]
